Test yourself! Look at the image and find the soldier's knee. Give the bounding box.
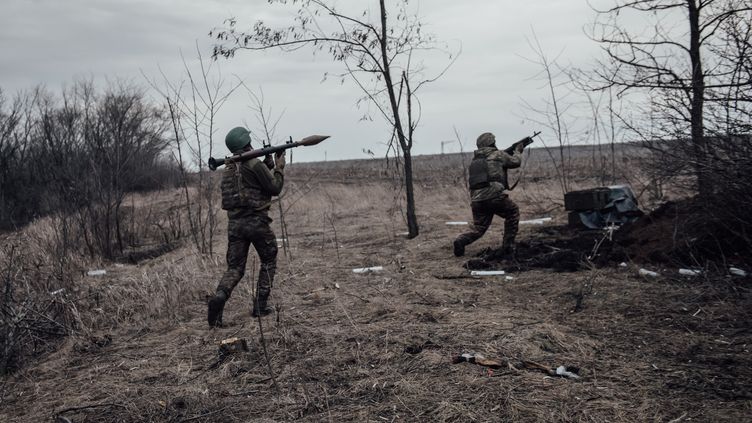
[259,244,277,265]
[266,244,278,261]
[228,268,245,281]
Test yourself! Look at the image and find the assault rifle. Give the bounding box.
[503,131,541,155]
[208,135,330,171]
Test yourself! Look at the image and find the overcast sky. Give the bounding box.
[1,0,612,162]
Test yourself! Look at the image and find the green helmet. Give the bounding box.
[225,127,252,153]
[476,132,496,148]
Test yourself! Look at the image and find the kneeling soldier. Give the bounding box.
[453,132,523,259]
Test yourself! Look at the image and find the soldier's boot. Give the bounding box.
[207,289,228,328]
[453,239,466,257]
[251,292,273,318]
[499,241,516,260]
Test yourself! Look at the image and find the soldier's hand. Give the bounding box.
[275,150,286,170]
[263,154,275,170]
[515,141,526,154]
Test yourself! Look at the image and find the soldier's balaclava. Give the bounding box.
[476,132,496,148]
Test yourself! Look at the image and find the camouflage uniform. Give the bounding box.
[454,132,521,257]
[210,157,284,326]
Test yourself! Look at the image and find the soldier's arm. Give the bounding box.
[489,150,521,169]
[245,160,284,196]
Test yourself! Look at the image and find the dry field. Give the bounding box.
[1,147,751,422]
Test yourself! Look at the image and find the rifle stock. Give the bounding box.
[208,135,330,171]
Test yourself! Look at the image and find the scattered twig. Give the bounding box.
[56,402,126,417]
[668,412,688,423]
[342,292,370,303]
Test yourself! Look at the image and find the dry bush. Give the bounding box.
[0,234,79,374]
[643,134,752,262]
[0,82,178,248]
[0,186,202,375]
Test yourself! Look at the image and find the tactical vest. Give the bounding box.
[468,157,490,189]
[220,161,271,211]
[468,154,509,190]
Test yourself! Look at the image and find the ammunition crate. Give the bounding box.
[564,188,611,211]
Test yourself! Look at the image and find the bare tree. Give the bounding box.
[146,48,240,254]
[211,0,456,238]
[588,0,752,199]
[520,31,574,195]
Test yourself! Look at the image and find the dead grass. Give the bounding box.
[1,151,751,422]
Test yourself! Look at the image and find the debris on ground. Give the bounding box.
[679,269,702,276]
[87,269,107,276]
[219,337,249,356]
[522,360,581,380]
[470,270,506,276]
[555,365,581,379]
[520,217,553,225]
[729,267,747,277]
[445,221,468,225]
[639,268,660,278]
[452,353,504,369]
[352,266,383,273]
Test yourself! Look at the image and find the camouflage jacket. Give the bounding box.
[470,146,521,203]
[221,158,284,219]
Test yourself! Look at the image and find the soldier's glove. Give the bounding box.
[515,139,528,154]
[274,150,286,170]
[263,154,275,170]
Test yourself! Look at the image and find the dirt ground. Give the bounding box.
[2,155,751,422]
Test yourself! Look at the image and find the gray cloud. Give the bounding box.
[1,0,606,161]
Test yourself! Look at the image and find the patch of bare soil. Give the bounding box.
[615,198,751,267]
[464,225,615,272]
[2,179,751,422]
[467,197,751,273]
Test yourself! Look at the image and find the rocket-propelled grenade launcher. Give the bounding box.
[208,135,330,171]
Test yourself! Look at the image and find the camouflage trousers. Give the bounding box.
[454,195,520,249]
[216,215,278,302]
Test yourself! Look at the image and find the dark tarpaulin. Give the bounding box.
[575,185,642,229]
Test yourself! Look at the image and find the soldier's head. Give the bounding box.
[225,127,252,153]
[476,132,496,148]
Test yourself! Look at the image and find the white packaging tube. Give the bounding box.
[729,267,747,277]
[520,217,553,225]
[638,268,659,277]
[470,270,506,276]
[352,266,383,273]
[446,221,468,225]
[679,269,702,276]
